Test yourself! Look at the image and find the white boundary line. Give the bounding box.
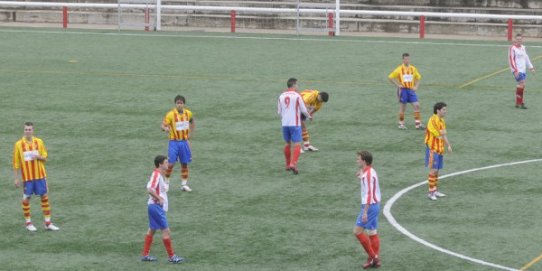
[1,28,542,48]
[383,159,542,271]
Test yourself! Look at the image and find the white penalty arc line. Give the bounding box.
[383,158,542,271]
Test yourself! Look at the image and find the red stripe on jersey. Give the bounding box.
[372,176,378,203]
[21,142,29,181]
[295,98,300,126]
[150,171,160,203]
[366,167,372,205]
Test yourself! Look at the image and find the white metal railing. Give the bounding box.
[1,1,541,35]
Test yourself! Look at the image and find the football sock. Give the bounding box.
[356,233,376,258]
[369,234,380,256]
[22,200,31,223]
[284,145,291,167]
[142,234,153,256]
[428,173,437,192]
[291,145,301,167]
[165,164,174,178]
[41,195,51,224]
[163,238,175,257]
[302,128,310,144]
[181,165,189,184]
[399,112,405,123]
[516,86,524,105]
[414,111,421,125]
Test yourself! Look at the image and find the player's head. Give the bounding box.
[287,78,298,89]
[24,122,34,138]
[174,95,186,111]
[433,102,447,117]
[402,53,410,65]
[319,92,329,103]
[154,155,168,168]
[514,33,523,45]
[357,150,373,168]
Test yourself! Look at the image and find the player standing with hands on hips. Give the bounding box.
[509,33,535,109]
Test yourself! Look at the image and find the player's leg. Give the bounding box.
[141,228,157,261]
[179,141,192,191]
[409,90,423,129]
[21,182,35,231]
[166,141,178,179]
[289,126,303,174]
[398,88,407,129]
[516,75,527,109]
[365,204,381,267]
[301,119,318,152]
[425,148,439,200]
[282,126,292,170]
[36,179,59,231]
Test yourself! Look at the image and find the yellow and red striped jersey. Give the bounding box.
[163,108,193,140]
[300,90,324,114]
[425,114,446,154]
[388,64,422,89]
[13,136,48,182]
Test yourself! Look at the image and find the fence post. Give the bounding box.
[419,15,425,39]
[507,18,513,41]
[230,10,236,33]
[62,6,68,28]
[328,12,334,36]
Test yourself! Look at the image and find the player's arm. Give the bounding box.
[298,96,311,120]
[12,144,21,188]
[362,202,369,223]
[442,133,452,153]
[34,140,47,162]
[148,187,164,205]
[412,68,422,91]
[188,118,195,139]
[526,51,535,72]
[509,47,519,76]
[388,69,402,88]
[161,113,171,132]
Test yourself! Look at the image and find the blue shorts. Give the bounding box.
[356,204,380,230]
[24,178,48,196]
[513,72,526,82]
[425,147,444,169]
[148,204,169,230]
[397,88,418,104]
[168,140,192,164]
[282,126,302,143]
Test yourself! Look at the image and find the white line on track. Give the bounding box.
[383,159,542,271]
[1,28,542,48]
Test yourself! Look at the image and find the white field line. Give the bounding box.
[383,159,542,271]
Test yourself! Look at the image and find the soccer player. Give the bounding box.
[278,78,311,174]
[509,33,535,109]
[161,95,195,192]
[353,150,381,269]
[425,102,452,201]
[140,155,184,264]
[299,89,329,152]
[13,122,60,232]
[388,53,424,130]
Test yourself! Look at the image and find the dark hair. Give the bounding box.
[402,53,410,58]
[287,78,297,88]
[433,102,447,114]
[154,155,167,168]
[516,33,523,38]
[24,122,33,127]
[174,95,186,104]
[319,92,329,102]
[357,150,373,166]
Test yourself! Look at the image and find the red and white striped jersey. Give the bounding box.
[277,89,309,127]
[359,167,381,205]
[509,45,533,73]
[147,169,169,211]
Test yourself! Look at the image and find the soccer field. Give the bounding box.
[0,28,542,271]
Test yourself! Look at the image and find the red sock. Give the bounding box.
[283,145,291,167]
[516,86,524,105]
[291,145,301,167]
[163,238,175,257]
[142,234,153,256]
[369,234,380,256]
[356,233,376,258]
